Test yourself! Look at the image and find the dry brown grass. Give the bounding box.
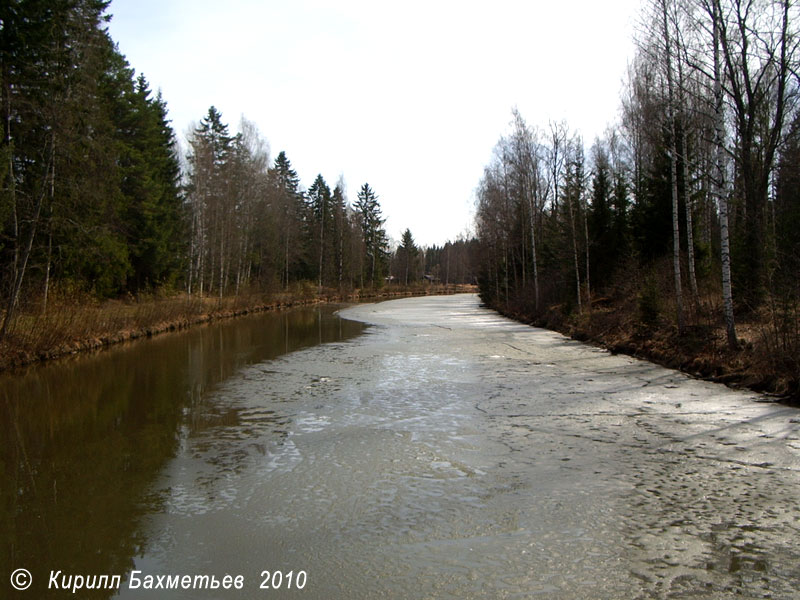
[0,290,274,369]
[0,282,476,371]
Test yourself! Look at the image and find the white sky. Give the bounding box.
[106,0,641,247]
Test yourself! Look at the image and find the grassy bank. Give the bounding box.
[0,283,476,372]
[491,286,799,404]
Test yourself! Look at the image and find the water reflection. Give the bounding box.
[0,305,364,597]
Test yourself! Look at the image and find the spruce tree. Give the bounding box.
[774,113,800,295]
[1,0,135,336]
[116,74,183,291]
[399,228,419,285]
[331,182,349,288]
[307,174,332,288]
[186,106,234,296]
[355,183,388,288]
[588,147,614,288]
[270,151,307,286]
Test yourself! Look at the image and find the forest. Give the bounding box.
[0,1,473,364]
[474,0,799,397]
[3,0,797,397]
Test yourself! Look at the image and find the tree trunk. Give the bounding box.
[676,41,699,304]
[712,0,737,348]
[5,82,19,288]
[42,143,56,315]
[670,143,686,335]
[42,226,52,315]
[318,201,325,291]
[187,214,195,295]
[567,189,582,314]
[284,228,290,291]
[218,231,225,301]
[663,0,685,335]
[0,136,53,340]
[682,139,699,303]
[446,246,450,285]
[370,248,376,289]
[338,218,343,289]
[527,187,540,310]
[583,196,591,309]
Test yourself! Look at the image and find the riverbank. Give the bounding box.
[0,284,476,372]
[491,294,799,404]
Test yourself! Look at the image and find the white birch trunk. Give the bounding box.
[712,0,737,348]
[663,0,685,335]
[682,136,699,302]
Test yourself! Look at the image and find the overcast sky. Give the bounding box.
[106,0,641,247]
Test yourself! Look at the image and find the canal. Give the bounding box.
[2,294,799,598]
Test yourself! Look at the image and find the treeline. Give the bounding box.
[387,229,476,286]
[475,0,799,389]
[183,106,393,297]
[182,110,477,297]
[0,1,476,346]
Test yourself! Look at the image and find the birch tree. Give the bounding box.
[715,0,798,307]
[658,0,687,334]
[509,109,542,309]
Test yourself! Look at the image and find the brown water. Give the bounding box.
[0,305,364,598]
[2,295,799,599]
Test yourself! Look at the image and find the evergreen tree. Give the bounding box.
[398,228,419,285]
[588,145,614,288]
[270,151,308,286]
[186,106,234,296]
[273,151,300,196]
[307,173,332,288]
[355,183,388,288]
[118,76,183,290]
[0,0,154,335]
[330,182,349,289]
[774,113,800,296]
[630,149,673,262]
[610,171,631,262]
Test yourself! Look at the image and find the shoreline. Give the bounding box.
[0,285,476,373]
[488,301,799,406]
